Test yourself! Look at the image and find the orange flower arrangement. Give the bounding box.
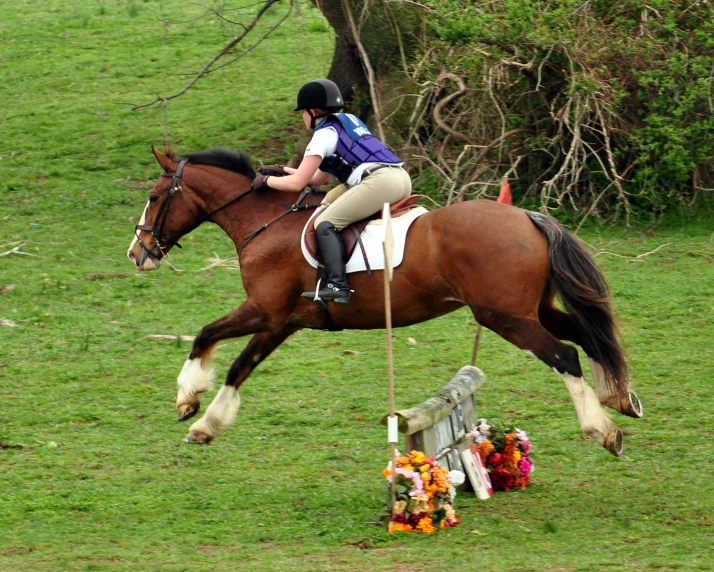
[385,450,463,534]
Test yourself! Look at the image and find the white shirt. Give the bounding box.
[304,126,390,187]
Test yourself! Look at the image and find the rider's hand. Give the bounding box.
[258,164,286,177]
[251,173,271,193]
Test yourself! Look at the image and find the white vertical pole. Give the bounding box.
[382,203,398,512]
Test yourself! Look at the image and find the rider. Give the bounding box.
[252,79,412,305]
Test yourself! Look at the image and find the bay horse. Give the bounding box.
[127,146,642,456]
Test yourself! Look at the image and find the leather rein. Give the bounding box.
[134,160,318,259]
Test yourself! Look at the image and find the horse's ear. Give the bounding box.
[152,145,175,171]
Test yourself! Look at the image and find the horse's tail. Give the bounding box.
[526,211,628,395]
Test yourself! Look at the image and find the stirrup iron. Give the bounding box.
[312,277,324,306]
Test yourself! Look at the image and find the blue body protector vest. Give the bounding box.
[314,114,401,184]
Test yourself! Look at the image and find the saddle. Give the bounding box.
[304,195,421,261]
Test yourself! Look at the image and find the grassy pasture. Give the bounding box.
[1,1,714,570]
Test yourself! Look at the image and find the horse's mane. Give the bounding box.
[176,148,256,179]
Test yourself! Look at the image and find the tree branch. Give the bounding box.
[341,0,386,140]
[209,3,293,74]
[132,0,282,111]
[0,242,40,257]
[432,72,470,143]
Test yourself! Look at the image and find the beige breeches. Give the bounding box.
[314,166,412,230]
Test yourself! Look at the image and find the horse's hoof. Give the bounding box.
[623,391,643,419]
[183,430,212,445]
[604,429,624,457]
[177,403,199,422]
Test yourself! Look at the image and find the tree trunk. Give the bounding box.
[289,1,421,167]
[311,0,371,118]
[310,0,421,121]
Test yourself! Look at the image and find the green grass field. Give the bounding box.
[2,1,714,570]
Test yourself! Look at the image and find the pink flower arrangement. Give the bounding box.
[466,419,534,492]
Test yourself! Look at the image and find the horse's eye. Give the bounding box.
[149,194,159,203]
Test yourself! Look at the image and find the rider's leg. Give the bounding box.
[304,167,411,305]
[313,167,411,230]
[319,183,349,208]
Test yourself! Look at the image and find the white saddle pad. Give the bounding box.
[301,206,429,274]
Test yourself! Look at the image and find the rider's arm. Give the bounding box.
[281,164,331,187]
[266,155,328,192]
[268,127,337,191]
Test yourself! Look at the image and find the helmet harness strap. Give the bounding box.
[309,109,330,130]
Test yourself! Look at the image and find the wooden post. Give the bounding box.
[470,324,482,367]
[469,177,511,367]
[382,203,398,512]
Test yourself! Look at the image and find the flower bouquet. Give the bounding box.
[466,419,533,492]
[383,450,464,533]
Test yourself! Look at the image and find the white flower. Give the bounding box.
[385,450,403,471]
[449,485,457,502]
[447,470,466,486]
[477,418,491,437]
[466,423,488,441]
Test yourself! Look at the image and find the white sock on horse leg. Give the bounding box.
[176,357,215,407]
[588,358,614,404]
[189,384,241,437]
[558,370,616,445]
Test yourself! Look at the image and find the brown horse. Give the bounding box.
[127,147,642,456]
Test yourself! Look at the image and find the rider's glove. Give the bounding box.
[258,164,286,177]
[251,173,271,193]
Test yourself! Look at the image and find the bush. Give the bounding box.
[380,0,714,221]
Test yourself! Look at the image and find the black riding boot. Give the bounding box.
[302,221,351,305]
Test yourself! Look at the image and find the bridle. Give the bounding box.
[132,160,319,265]
[135,160,191,255]
[133,160,257,260]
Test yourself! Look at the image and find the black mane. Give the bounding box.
[182,148,255,179]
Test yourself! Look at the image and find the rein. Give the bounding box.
[135,160,319,259]
[238,188,319,256]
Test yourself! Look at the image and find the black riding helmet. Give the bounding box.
[294,79,344,112]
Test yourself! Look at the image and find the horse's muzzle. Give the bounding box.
[128,245,161,271]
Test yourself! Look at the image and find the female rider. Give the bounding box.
[252,79,412,305]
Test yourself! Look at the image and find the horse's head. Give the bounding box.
[127,146,201,271]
